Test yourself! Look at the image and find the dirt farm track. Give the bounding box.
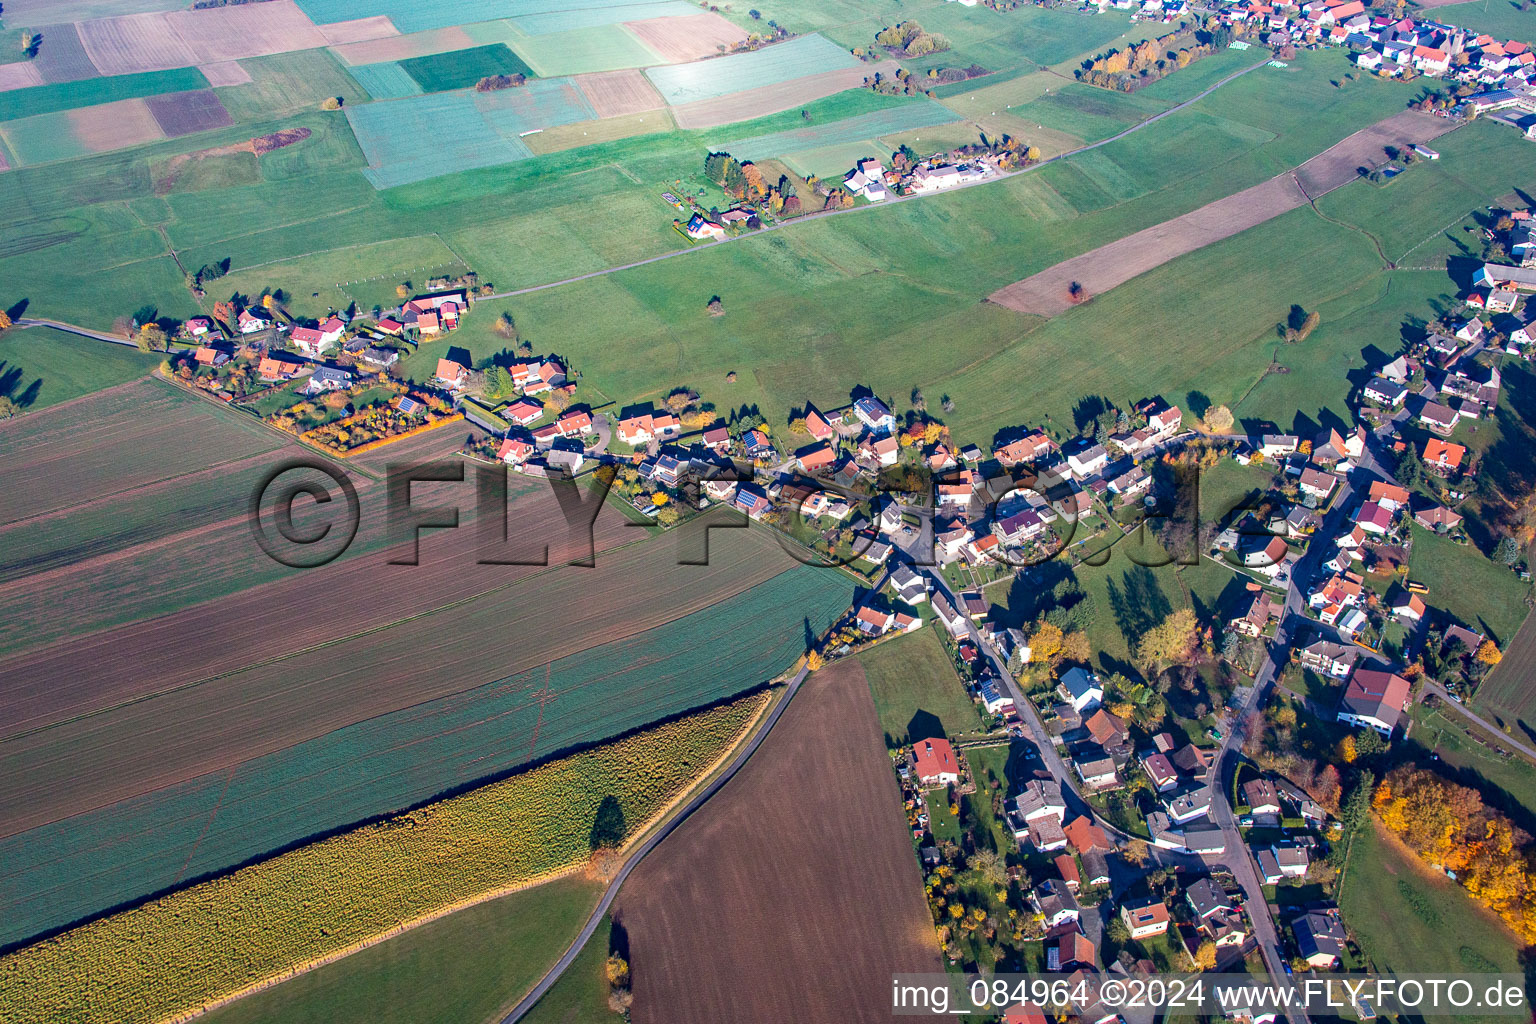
[614,659,942,1024]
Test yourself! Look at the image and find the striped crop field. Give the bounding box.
[644,33,859,105]
[0,694,768,1024]
[722,98,963,162]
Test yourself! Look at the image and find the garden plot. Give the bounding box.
[722,98,961,162]
[644,33,858,106]
[575,67,664,116]
[623,12,747,64]
[144,88,234,136]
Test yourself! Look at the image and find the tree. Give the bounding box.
[320,96,343,110]
[396,283,410,299]
[0,309,10,331]
[1106,917,1131,946]
[495,311,517,341]
[706,296,724,316]
[1200,405,1234,433]
[484,365,514,398]
[1123,838,1150,866]
[1336,734,1357,763]
[1476,640,1502,666]
[137,323,166,353]
[1194,940,1217,971]
[0,396,18,420]
[1135,608,1199,674]
[605,954,629,988]
[1495,536,1523,566]
[21,32,39,58]
[1025,145,1041,162]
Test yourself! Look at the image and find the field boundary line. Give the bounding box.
[164,690,775,1024]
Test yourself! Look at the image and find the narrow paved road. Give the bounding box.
[16,318,137,346]
[497,660,814,1024]
[1420,680,1536,762]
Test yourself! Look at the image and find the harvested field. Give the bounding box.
[77,1,331,76]
[508,23,664,78]
[474,75,595,132]
[522,107,672,154]
[316,14,400,45]
[511,0,695,34]
[199,60,253,87]
[77,11,195,75]
[623,12,749,64]
[26,23,99,83]
[328,25,477,65]
[296,0,515,34]
[670,63,899,130]
[2,99,165,164]
[0,63,46,93]
[2,0,181,16]
[723,98,962,161]
[644,33,859,106]
[990,109,1454,315]
[145,88,234,136]
[0,561,853,946]
[576,68,664,117]
[615,658,943,1024]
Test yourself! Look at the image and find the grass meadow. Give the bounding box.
[857,624,981,746]
[1339,821,1521,1024]
[0,326,156,411]
[199,877,604,1024]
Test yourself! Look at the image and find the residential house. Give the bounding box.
[1171,743,1213,783]
[683,213,726,240]
[1299,639,1359,679]
[496,437,534,466]
[1186,878,1232,922]
[1337,667,1411,735]
[1298,467,1339,502]
[1261,434,1299,456]
[1242,779,1282,815]
[1354,501,1394,535]
[556,410,592,438]
[1047,930,1096,972]
[1063,815,1113,854]
[505,398,543,426]
[995,508,1047,546]
[795,442,837,473]
[193,345,230,367]
[1060,667,1103,712]
[1414,504,1463,532]
[889,565,929,605]
[1293,909,1347,968]
[433,358,470,392]
[1165,787,1212,824]
[1422,437,1466,473]
[1367,480,1411,510]
[994,432,1057,467]
[1074,753,1118,790]
[1033,880,1082,930]
[1229,586,1278,638]
[1391,590,1426,623]
[853,395,895,433]
[1066,443,1109,479]
[360,346,399,369]
[1141,751,1180,793]
[855,605,896,637]
[301,366,352,395]
[912,737,960,786]
[236,309,271,334]
[733,484,773,519]
[1419,401,1459,436]
[1363,377,1408,406]
[1027,815,1070,852]
[256,355,301,381]
[1120,898,1171,939]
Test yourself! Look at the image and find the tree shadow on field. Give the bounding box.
[5,299,27,322]
[589,795,626,850]
[0,363,42,409]
[1106,566,1171,654]
[609,917,630,963]
[906,709,946,744]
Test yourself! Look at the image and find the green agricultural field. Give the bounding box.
[892,3,1168,74]
[857,625,981,746]
[1316,120,1536,265]
[0,66,207,122]
[150,150,262,193]
[200,877,602,1024]
[1422,0,1536,43]
[0,326,156,412]
[209,234,470,320]
[215,50,369,123]
[1410,703,1536,823]
[1131,46,1263,104]
[519,915,626,1024]
[1408,525,1528,644]
[1340,821,1520,1024]
[508,23,664,77]
[400,43,535,93]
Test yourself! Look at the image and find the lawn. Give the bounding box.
[857,624,980,746]
[200,877,603,1024]
[1410,702,1536,825]
[1408,524,1529,645]
[1339,821,1520,1024]
[0,326,157,412]
[519,914,625,1024]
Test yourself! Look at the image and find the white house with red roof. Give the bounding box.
[433,358,470,392]
[912,737,960,786]
[497,438,534,465]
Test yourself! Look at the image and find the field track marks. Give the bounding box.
[990,109,1455,315]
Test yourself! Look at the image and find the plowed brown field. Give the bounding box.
[670,62,900,130]
[615,659,942,1024]
[576,68,664,118]
[623,13,747,64]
